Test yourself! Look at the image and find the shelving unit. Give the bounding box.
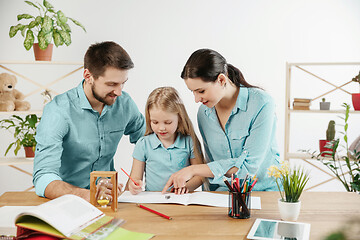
[284,62,360,191]
[0,61,83,191]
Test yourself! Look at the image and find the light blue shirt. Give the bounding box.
[198,87,280,191]
[33,80,145,197]
[133,133,194,191]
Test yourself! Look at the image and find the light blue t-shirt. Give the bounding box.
[33,80,146,197]
[132,133,195,191]
[198,87,280,191]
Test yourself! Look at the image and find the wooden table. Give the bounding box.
[0,191,359,240]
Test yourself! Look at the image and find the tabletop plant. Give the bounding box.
[9,0,86,50]
[0,114,40,156]
[267,161,310,202]
[304,103,360,192]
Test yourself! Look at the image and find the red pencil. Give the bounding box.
[137,204,172,220]
[120,168,139,186]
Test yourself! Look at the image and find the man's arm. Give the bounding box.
[44,180,90,201]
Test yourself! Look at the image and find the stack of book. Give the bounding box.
[293,98,311,110]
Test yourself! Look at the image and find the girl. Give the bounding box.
[162,49,280,192]
[126,87,206,194]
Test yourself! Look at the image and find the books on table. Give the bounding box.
[1,194,154,240]
[118,191,261,209]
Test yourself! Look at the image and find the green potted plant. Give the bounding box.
[319,120,335,157]
[320,97,330,110]
[352,71,360,110]
[267,161,310,221]
[0,114,40,158]
[9,0,86,61]
[306,103,360,192]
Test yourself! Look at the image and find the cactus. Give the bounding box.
[326,120,335,141]
[322,98,326,102]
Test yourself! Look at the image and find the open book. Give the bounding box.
[14,194,154,240]
[118,191,261,209]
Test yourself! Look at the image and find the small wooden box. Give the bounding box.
[90,171,118,211]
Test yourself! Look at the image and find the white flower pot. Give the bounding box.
[278,199,301,221]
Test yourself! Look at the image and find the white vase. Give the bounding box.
[278,199,301,221]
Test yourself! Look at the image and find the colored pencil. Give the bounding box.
[137,204,172,220]
[120,168,139,186]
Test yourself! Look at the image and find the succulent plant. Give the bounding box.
[326,120,335,141]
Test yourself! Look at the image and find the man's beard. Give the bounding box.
[92,84,116,106]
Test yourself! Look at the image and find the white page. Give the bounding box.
[118,191,261,209]
[0,206,34,236]
[16,194,104,237]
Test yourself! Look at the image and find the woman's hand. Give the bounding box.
[162,166,194,193]
[128,179,143,195]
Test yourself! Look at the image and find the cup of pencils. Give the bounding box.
[224,174,257,219]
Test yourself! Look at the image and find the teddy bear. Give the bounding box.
[0,73,31,111]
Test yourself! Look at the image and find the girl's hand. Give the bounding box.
[129,179,143,195]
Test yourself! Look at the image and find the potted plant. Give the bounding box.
[267,161,310,221]
[0,114,40,158]
[319,120,335,157]
[9,0,86,61]
[352,71,360,111]
[320,98,330,110]
[306,103,360,192]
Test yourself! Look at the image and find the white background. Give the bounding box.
[0,0,360,195]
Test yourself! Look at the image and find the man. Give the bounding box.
[33,41,145,201]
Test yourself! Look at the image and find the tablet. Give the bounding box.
[247,218,311,240]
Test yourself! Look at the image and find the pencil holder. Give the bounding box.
[228,191,251,219]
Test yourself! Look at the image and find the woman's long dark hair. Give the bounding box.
[181,49,258,88]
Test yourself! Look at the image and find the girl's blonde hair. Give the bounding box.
[145,87,205,165]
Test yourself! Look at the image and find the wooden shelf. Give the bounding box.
[0,61,82,65]
[288,109,360,114]
[0,157,33,166]
[0,110,43,115]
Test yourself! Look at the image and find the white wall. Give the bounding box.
[0,0,359,195]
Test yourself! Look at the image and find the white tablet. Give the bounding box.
[247,218,311,240]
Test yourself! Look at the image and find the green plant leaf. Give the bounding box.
[57,10,67,24]
[9,24,25,38]
[17,14,34,21]
[58,30,71,46]
[68,17,86,32]
[23,29,34,50]
[25,1,40,10]
[60,22,71,33]
[38,29,48,49]
[53,29,63,47]
[28,20,37,28]
[4,142,16,156]
[35,16,42,24]
[42,15,53,33]
[14,139,21,156]
[43,0,54,10]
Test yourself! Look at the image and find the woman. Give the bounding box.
[162,49,280,192]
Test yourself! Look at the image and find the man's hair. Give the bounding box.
[84,41,134,79]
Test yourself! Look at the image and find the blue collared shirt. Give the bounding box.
[198,87,280,191]
[133,133,194,191]
[33,80,145,197]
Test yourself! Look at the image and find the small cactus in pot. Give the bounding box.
[320,98,330,110]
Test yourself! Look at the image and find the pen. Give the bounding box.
[137,204,172,220]
[120,168,139,186]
